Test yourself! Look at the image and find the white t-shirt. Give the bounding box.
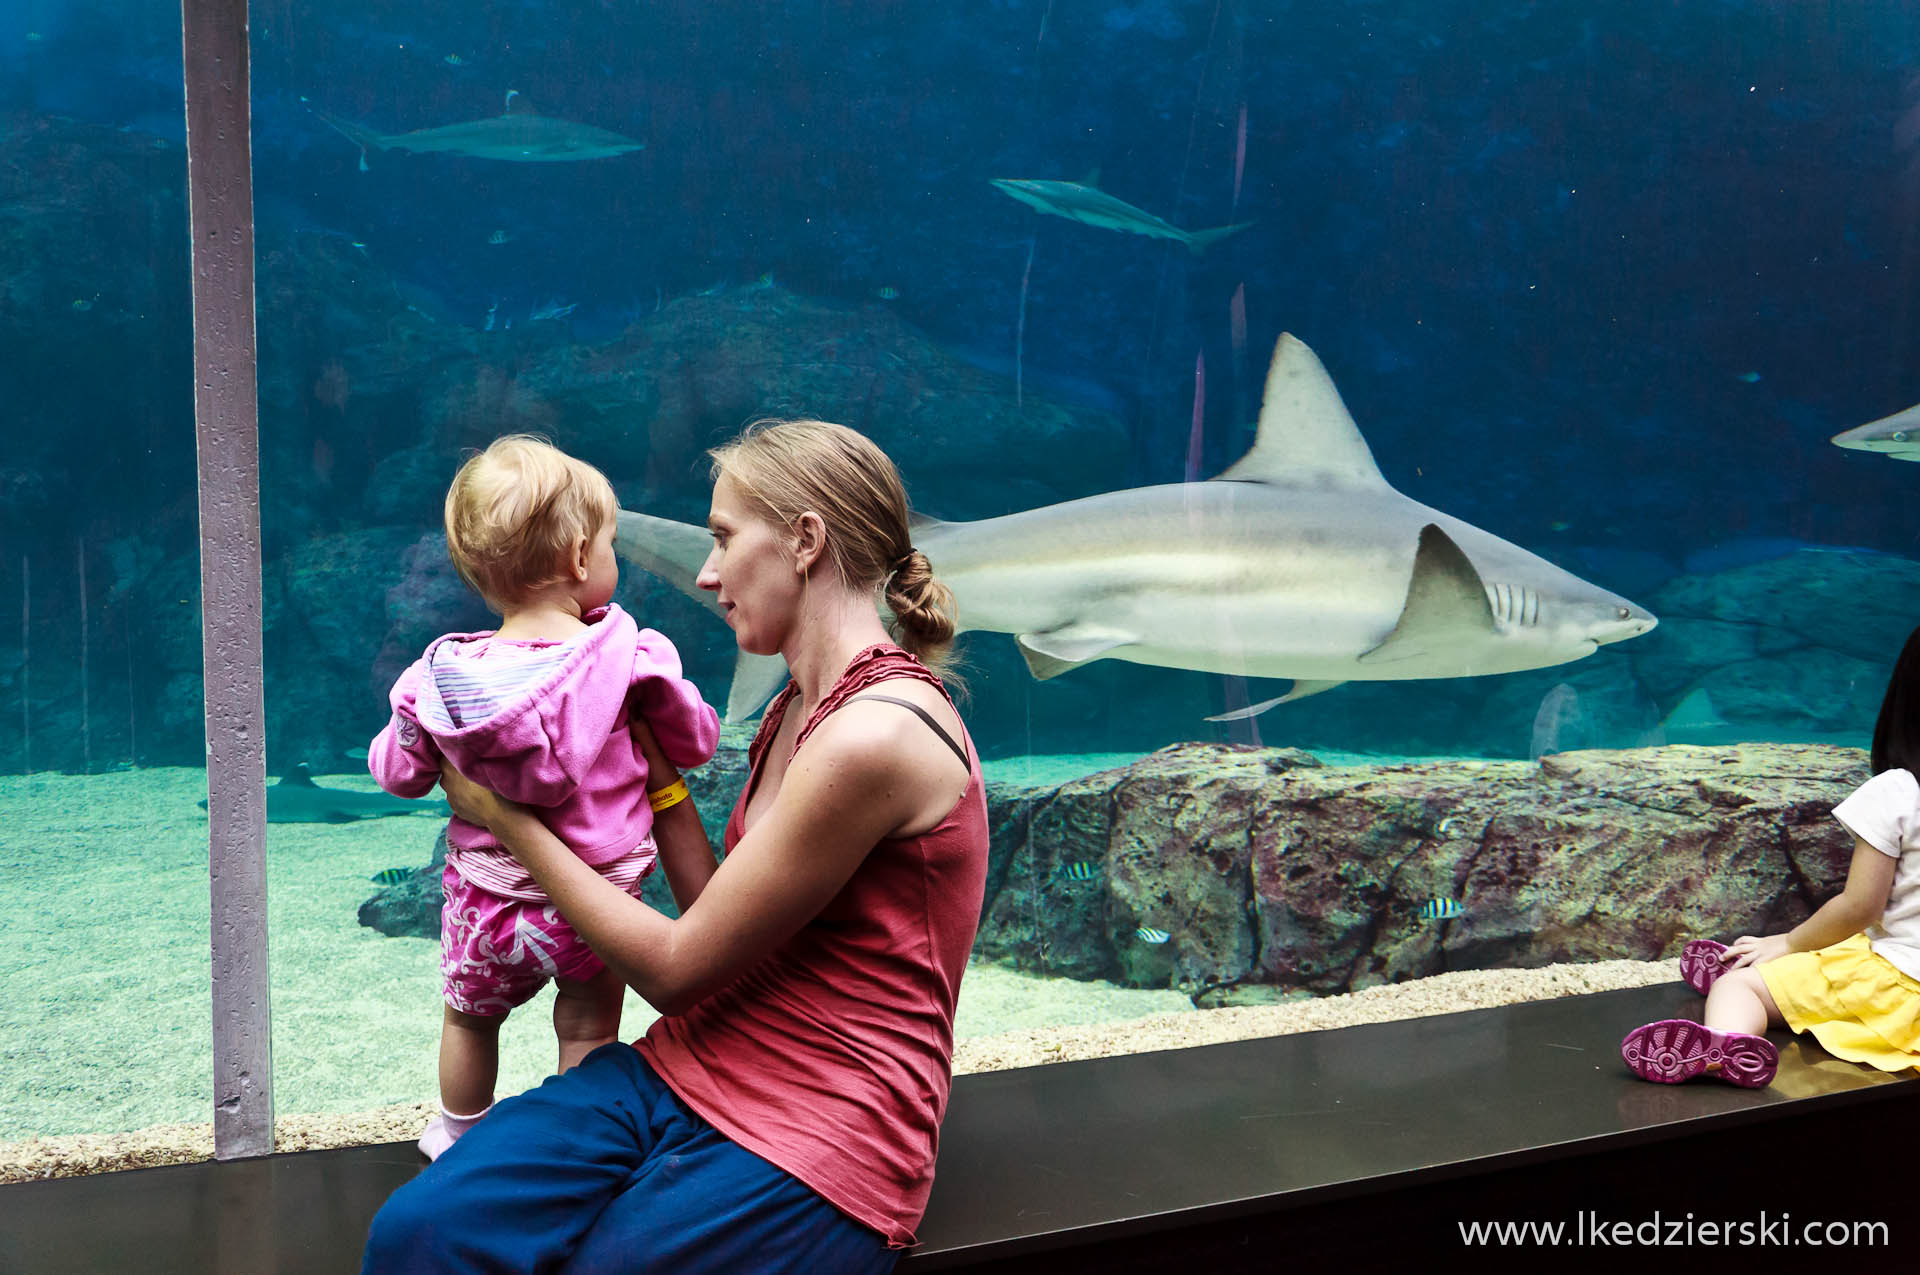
[1830,767,1920,982]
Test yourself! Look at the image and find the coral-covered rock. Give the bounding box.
[976,742,1868,996]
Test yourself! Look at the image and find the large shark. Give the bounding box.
[314,91,645,170]
[991,174,1253,254]
[1831,400,1920,462]
[616,334,1657,723]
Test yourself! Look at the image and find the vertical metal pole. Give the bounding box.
[180,0,272,1158]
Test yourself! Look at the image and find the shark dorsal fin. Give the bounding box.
[1079,167,1102,188]
[1358,524,1496,665]
[280,763,317,788]
[1213,333,1389,491]
[503,89,533,116]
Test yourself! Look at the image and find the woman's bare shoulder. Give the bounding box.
[805,678,962,767]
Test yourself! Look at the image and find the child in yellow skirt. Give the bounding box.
[1621,624,1920,1088]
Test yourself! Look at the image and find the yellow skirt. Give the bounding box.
[1760,932,1920,1073]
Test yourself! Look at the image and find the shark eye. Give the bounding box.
[1895,431,1911,443]
[1616,606,1631,620]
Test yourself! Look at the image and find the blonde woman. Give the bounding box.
[364,420,989,1273]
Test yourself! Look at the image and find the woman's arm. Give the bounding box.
[442,706,940,1015]
[1725,836,1898,968]
[630,715,717,913]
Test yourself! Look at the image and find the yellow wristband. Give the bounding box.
[647,779,690,812]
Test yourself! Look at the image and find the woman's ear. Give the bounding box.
[790,511,828,574]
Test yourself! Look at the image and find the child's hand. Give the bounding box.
[630,715,679,783]
[1724,933,1793,969]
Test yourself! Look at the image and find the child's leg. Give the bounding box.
[1701,967,1784,1037]
[439,1004,505,1116]
[553,966,626,1074]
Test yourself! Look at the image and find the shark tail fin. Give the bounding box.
[614,510,722,614]
[726,651,792,724]
[1186,221,1257,255]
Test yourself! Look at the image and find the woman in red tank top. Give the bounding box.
[363,419,989,1274]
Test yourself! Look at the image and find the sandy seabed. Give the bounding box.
[0,766,1675,1184]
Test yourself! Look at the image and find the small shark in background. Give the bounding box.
[312,91,645,170]
[990,172,1254,254]
[1831,400,1920,462]
[616,333,1656,723]
[199,764,447,823]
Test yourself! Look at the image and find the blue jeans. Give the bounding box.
[362,1044,898,1274]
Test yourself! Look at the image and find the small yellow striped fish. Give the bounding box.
[1058,861,1100,882]
[1417,896,1465,921]
[370,867,414,886]
[1135,926,1171,944]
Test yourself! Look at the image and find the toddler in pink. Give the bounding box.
[369,435,720,1159]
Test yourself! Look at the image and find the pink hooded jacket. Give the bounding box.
[369,604,720,900]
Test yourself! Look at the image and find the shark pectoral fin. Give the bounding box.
[1016,626,1134,680]
[726,651,792,724]
[1204,678,1345,722]
[1358,523,1496,666]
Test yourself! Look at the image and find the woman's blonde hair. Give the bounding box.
[708,418,960,676]
[443,434,617,611]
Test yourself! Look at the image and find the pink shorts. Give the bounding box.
[439,863,647,1017]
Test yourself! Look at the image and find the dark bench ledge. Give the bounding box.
[4,982,1914,1274]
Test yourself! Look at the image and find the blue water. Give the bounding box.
[3,0,1920,1140]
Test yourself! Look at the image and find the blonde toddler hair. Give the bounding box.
[444,434,617,611]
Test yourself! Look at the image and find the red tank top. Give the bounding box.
[637,645,990,1248]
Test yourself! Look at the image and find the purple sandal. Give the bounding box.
[1620,1018,1777,1088]
[1680,939,1730,995]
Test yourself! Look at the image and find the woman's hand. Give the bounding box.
[438,764,516,833]
[1724,933,1793,969]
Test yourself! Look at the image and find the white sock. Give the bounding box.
[418,1102,493,1160]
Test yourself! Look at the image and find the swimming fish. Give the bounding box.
[197,763,446,824]
[1735,371,1763,384]
[1058,861,1100,882]
[615,333,1658,724]
[370,867,415,886]
[313,91,645,170]
[486,229,515,245]
[873,286,901,301]
[1135,926,1172,944]
[1417,897,1465,921]
[991,172,1253,255]
[1832,399,1920,463]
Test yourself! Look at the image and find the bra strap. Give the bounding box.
[848,694,970,770]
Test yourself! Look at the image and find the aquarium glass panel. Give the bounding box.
[0,1,203,1144]
[15,0,1908,1155]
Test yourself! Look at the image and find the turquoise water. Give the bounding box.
[6,0,1920,1141]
